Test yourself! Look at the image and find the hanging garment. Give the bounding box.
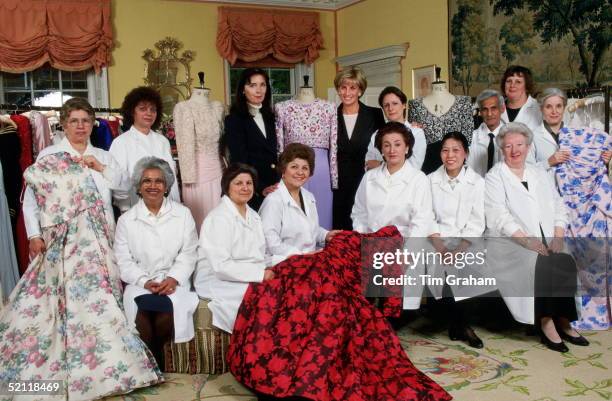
[0,160,19,302]
[556,127,611,330]
[173,99,225,231]
[28,111,52,158]
[408,96,473,174]
[10,114,33,274]
[228,227,450,401]
[275,99,338,230]
[0,152,163,400]
[0,126,21,231]
[91,118,114,150]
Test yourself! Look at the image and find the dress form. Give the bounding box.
[296,87,316,104]
[190,87,210,104]
[422,82,455,117]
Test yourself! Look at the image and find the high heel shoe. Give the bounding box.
[559,331,589,346]
[449,325,484,349]
[540,334,569,353]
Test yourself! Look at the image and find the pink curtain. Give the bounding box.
[217,6,324,65]
[0,0,113,73]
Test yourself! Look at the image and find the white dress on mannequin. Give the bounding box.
[173,88,225,232]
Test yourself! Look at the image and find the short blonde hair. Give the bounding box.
[334,67,367,94]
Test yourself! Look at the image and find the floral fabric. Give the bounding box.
[228,226,451,401]
[556,127,611,330]
[0,152,162,401]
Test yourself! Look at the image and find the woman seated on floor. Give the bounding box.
[115,156,199,368]
[259,143,340,264]
[484,122,589,353]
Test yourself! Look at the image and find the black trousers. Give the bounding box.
[534,252,578,322]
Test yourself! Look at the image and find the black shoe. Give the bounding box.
[540,334,569,353]
[559,331,590,346]
[449,325,484,349]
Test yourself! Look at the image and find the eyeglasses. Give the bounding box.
[67,118,93,127]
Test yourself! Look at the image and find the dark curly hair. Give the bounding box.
[121,86,163,131]
[278,143,315,177]
[230,68,274,119]
[221,163,258,197]
[375,121,415,160]
[500,65,535,97]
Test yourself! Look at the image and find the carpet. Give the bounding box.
[105,322,611,401]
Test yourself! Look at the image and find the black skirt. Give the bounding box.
[534,252,578,321]
[135,294,173,313]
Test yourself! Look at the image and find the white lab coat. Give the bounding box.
[501,95,542,132]
[23,137,123,238]
[109,126,180,212]
[115,199,199,343]
[194,196,270,333]
[351,161,434,309]
[365,121,427,171]
[530,122,559,173]
[467,122,505,177]
[427,165,490,299]
[259,180,328,264]
[484,162,569,324]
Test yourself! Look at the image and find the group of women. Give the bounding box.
[0,62,608,401]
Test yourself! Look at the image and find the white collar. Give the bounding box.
[371,160,416,184]
[444,165,466,183]
[59,136,94,157]
[128,125,156,138]
[221,195,259,224]
[136,198,174,220]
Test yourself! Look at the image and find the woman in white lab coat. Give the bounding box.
[531,88,612,174]
[499,65,542,131]
[23,97,124,259]
[115,156,199,368]
[352,121,434,310]
[428,132,487,348]
[194,163,275,333]
[259,143,340,264]
[110,87,180,213]
[485,122,587,353]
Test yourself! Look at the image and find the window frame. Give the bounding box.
[0,66,109,108]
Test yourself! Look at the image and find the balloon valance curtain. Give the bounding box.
[216,6,324,66]
[0,0,113,73]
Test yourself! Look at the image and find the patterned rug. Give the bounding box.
[105,322,611,401]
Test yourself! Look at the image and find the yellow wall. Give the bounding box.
[336,0,448,98]
[108,0,336,107]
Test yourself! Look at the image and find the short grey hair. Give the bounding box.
[538,87,567,107]
[476,89,505,109]
[496,122,534,147]
[132,156,175,196]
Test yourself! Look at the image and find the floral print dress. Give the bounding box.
[228,227,452,401]
[0,152,163,401]
[556,127,611,330]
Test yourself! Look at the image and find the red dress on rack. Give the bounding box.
[228,226,452,401]
[10,114,33,274]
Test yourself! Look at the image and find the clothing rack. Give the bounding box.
[0,104,121,113]
[565,86,610,134]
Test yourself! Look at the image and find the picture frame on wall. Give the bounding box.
[412,64,437,99]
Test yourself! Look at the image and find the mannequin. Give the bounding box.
[408,67,473,174]
[173,71,225,231]
[422,81,455,117]
[296,76,316,104]
[274,75,337,229]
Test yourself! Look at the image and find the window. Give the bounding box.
[228,66,295,106]
[0,64,109,108]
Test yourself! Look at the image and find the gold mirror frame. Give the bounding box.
[143,37,194,116]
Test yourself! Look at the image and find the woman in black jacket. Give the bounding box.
[333,67,385,230]
[222,68,279,210]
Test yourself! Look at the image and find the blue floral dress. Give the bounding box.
[556,127,611,330]
[0,152,163,400]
